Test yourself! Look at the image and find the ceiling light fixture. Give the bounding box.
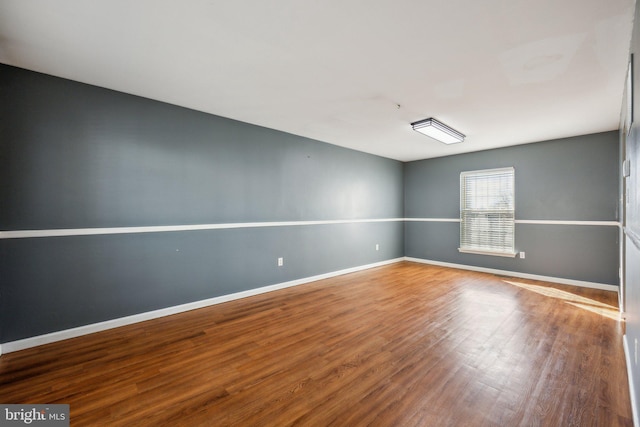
[411,118,465,144]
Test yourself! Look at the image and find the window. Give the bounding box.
[459,167,516,257]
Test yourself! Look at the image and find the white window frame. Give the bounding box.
[459,167,516,257]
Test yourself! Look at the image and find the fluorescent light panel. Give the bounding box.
[411,118,464,144]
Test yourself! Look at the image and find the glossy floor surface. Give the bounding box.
[0,262,632,426]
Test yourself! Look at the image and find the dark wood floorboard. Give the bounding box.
[0,262,632,426]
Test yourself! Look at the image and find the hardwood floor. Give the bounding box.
[0,262,632,426]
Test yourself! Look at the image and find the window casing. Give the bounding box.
[459,167,516,257]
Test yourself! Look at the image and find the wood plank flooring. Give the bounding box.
[0,262,632,426]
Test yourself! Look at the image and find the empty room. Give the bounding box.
[1,0,640,425]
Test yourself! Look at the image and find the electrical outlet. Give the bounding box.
[375,244,379,251]
[277,257,284,267]
[519,252,525,259]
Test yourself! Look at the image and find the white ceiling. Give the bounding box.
[0,0,635,161]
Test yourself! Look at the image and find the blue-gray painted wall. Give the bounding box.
[0,63,622,345]
[0,65,404,343]
[404,132,620,285]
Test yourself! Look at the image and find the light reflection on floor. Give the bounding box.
[503,280,620,321]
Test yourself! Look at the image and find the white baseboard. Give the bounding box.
[0,258,404,354]
[404,257,619,292]
[0,256,618,354]
[624,335,639,427]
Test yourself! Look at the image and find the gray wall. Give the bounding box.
[623,0,640,413]
[405,132,620,285]
[0,63,622,347]
[0,65,404,343]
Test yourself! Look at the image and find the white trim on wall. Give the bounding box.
[404,218,461,222]
[1,218,619,240]
[0,258,404,354]
[405,218,620,227]
[515,220,620,227]
[0,218,405,240]
[404,257,619,292]
[1,256,623,354]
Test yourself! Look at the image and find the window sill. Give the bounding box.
[458,248,518,258]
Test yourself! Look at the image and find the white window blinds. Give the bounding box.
[459,167,516,257]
